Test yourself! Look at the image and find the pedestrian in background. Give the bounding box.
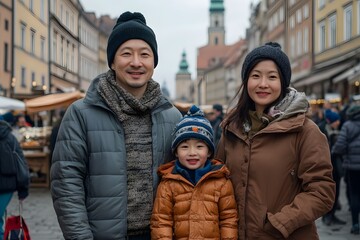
[210,103,224,148]
[151,105,238,239]
[332,105,360,235]
[0,118,30,239]
[319,109,346,226]
[50,11,182,239]
[215,42,335,239]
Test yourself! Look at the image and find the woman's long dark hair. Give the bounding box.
[223,59,288,130]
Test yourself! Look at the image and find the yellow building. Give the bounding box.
[12,0,49,98]
[0,0,12,97]
[296,0,360,101]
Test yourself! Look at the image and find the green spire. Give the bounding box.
[177,50,190,74]
[210,0,224,12]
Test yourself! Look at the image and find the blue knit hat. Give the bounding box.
[325,109,340,124]
[172,105,215,157]
[107,11,158,68]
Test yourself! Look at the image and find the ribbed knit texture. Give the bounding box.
[241,42,291,87]
[107,11,158,68]
[97,70,161,233]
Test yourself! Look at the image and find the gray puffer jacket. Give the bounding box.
[50,76,182,240]
[332,105,360,170]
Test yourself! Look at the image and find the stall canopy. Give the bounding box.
[0,96,25,110]
[25,91,84,113]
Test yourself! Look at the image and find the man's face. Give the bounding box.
[111,39,155,98]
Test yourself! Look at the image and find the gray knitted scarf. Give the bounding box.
[97,70,162,234]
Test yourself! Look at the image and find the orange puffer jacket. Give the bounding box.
[151,159,238,240]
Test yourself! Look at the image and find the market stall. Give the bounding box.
[25,90,84,113]
[20,91,84,187]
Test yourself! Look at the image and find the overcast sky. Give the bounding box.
[81,0,257,98]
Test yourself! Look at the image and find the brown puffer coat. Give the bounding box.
[151,159,238,240]
[216,113,335,240]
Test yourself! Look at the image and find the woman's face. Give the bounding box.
[247,60,282,114]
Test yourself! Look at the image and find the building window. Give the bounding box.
[296,9,302,24]
[71,44,75,70]
[329,14,336,47]
[303,27,309,53]
[290,35,295,59]
[31,72,35,86]
[21,67,26,87]
[290,15,295,29]
[21,23,26,49]
[303,4,309,19]
[40,0,45,21]
[41,36,45,60]
[53,31,57,62]
[61,37,64,66]
[344,5,353,41]
[319,20,326,52]
[297,30,302,56]
[29,0,34,12]
[31,29,36,54]
[279,6,284,23]
[5,19,9,31]
[318,0,325,9]
[4,43,9,72]
[41,75,45,86]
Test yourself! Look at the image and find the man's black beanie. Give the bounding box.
[107,11,158,68]
[241,42,291,87]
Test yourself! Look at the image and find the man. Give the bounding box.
[50,11,182,240]
[208,103,224,148]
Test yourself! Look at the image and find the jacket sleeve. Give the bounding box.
[50,103,93,239]
[267,121,335,238]
[331,123,350,155]
[150,180,174,240]
[219,179,238,239]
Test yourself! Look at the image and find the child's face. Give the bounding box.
[175,138,211,170]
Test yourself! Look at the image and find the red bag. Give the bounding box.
[3,202,31,240]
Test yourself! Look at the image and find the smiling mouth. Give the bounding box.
[187,159,198,164]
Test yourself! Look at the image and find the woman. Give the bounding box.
[215,42,335,239]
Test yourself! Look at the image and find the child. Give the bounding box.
[150,105,238,239]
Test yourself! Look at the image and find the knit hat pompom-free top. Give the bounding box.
[107,11,158,68]
[241,42,291,87]
[171,105,215,158]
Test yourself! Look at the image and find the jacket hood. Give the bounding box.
[0,120,12,140]
[269,87,309,122]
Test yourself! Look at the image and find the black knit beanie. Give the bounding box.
[241,42,291,87]
[107,11,158,68]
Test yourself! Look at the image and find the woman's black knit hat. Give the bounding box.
[107,11,158,68]
[241,42,291,87]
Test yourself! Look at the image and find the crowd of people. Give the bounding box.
[1,10,360,240]
[311,99,360,235]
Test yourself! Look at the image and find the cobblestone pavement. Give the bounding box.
[6,179,358,240]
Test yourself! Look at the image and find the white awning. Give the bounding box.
[293,62,353,88]
[333,63,360,84]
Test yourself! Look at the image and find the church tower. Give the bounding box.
[175,50,193,102]
[208,0,225,46]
